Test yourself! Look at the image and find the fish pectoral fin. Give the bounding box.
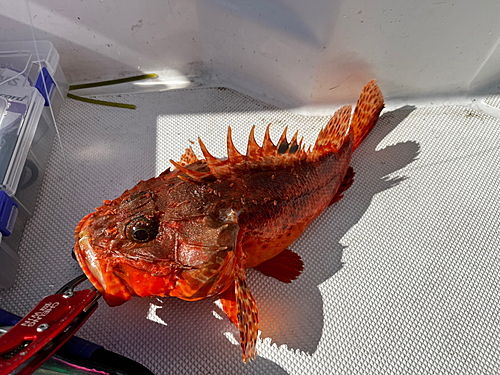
[219,271,259,362]
[254,248,304,283]
[329,166,355,206]
[234,266,259,363]
[219,230,259,363]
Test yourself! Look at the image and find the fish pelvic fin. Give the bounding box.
[351,79,385,151]
[219,283,238,326]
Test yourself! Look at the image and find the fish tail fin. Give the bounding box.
[351,79,385,151]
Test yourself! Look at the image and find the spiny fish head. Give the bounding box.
[88,190,171,258]
[74,180,238,306]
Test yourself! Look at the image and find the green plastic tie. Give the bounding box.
[69,73,158,91]
[67,93,136,110]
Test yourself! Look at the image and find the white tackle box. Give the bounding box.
[0,41,68,288]
[0,40,69,117]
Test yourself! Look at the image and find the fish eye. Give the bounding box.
[126,216,158,243]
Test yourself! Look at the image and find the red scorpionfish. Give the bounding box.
[74,80,384,362]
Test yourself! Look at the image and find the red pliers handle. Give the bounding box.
[0,275,100,375]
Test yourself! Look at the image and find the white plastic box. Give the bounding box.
[1,41,68,217]
[0,40,69,118]
[0,41,68,288]
[0,80,43,289]
[0,193,18,289]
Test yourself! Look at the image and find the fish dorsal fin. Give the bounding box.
[311,105,352,161]
[179,146,199,165]
[170,80,383,182]
[181,110,351,180]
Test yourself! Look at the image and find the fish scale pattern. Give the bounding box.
[0,88,500,375]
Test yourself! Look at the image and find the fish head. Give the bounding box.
[74,176,239,306]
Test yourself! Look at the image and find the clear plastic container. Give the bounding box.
[0,85,44,288]
[0,233,20,289]
[0,41,65,215]
[0,41,69,118]
[14,117,56,216]
[0,42,67,289]
[0,50,33,87]
[0,191,21,289]
[0,84,44,197]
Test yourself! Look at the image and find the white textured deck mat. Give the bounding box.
[1,88,500,375]
[484,93,500,109]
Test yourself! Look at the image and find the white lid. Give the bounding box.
[0,84,44,196]
[0,50,33,87]
[0,41,59,76]
[0,97,7,129]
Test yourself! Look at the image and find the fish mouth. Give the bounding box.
[74,213,131,306]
